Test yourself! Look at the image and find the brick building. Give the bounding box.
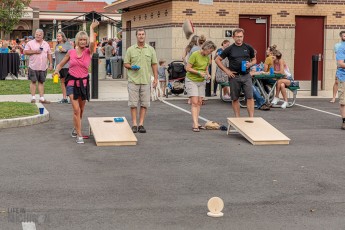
[8,0,120,42]
[106,0,345,90]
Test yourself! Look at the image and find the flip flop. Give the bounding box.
[192,127,200,132]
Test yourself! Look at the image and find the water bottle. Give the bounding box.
[204,74,210,83]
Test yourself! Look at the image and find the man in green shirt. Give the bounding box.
[124,28,158,133]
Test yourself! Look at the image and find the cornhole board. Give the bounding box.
[227,117,290,145]
[88,117,137,146]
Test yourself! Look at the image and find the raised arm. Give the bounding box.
[89,20,99,55]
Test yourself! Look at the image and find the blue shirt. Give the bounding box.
[336,43,345,82]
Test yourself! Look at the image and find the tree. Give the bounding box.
[0,0,31,39]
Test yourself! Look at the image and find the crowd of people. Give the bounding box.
[3,25,345,140]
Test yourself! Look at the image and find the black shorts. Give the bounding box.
[229,73,253,100]
[59,68,69,79]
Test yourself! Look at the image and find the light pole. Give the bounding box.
[53,19,57,41]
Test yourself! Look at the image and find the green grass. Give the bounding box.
[0,79,62,95]
[0,102,39,119]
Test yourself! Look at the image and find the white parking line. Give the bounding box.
[162,100,341,121]
[161,100,210,122]
[296,103,341,117]
[22,222,36,230]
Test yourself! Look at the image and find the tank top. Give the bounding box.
[67,48,91,87]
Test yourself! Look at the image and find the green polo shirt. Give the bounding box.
[124,43,158,84]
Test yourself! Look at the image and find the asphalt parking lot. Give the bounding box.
[1,98,345,230]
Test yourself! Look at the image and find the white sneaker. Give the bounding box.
[223,94,231,100]
[76,136,84,144]
[281,101,288,109]
[271,97,280,105]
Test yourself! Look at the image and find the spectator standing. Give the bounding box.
[185,41,217,132]
[215,28,256,117]
[335,31,345,130]
[214,40,231,98]
[53,20,99,144]
[158,59,167,96]
[24,29,53,104]
[55,31,73,104]
[116,38,122,57]
[124,28,158,133]
[102,40,115,77]
[0,41,10,53]
[330,32,345,103]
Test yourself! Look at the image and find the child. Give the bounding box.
[158,59,167,96]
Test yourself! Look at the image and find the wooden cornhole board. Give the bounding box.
[88,117,137,146]
[227,117,290,145]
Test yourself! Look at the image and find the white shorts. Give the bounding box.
[185,78,205,97]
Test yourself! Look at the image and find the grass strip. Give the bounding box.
[0,102,39,119]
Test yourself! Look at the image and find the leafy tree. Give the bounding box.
[0,0,31,38]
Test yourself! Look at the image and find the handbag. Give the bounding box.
[290,80,299,87]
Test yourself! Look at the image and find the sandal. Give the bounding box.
[192,127,200,132]
[198,125,206,130]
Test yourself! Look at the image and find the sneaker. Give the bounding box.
[58,99,68,104]
[31,99,36,103]
[132,126,138,133]
[76,136,84,144]
[212,93,217,96]
[39,99,51,104]
[223,94,231,100]
[259,104,271,111]
[71,128,77,138]
[281,101,288,109]
[342,122,345,130]
[271,97,280,105]
[138,125,146,133]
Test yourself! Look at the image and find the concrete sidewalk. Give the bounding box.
[0,77,334,103]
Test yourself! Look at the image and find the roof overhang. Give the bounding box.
[105,0,160,12]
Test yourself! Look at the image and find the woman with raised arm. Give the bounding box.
[54,20,99,144]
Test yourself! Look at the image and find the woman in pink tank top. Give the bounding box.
[271,50,293,109]
[54,20,99,144]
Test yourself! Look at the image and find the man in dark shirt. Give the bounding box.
[215,28,256,117]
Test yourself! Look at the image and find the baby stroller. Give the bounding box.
[166,61,186,98]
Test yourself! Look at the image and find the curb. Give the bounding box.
[0,103,50,129]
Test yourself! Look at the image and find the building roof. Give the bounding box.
[30,1,113,13]
[105,0,160,11]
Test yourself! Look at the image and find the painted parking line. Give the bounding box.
[22,222,36,230]
[296,103,341,118]
[162,100,341,121]
[161,100,210,122]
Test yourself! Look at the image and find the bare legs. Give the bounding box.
[190,96,203,129]
[69,95,86,137]
[131,106,147,126]
[232,98,254,117]
[60,78,67,99]
[275,79,291,102]
[330,78,338,103]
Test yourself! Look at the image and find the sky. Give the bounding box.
[83,0,114,4]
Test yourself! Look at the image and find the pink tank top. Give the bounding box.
[67,48,91,87]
